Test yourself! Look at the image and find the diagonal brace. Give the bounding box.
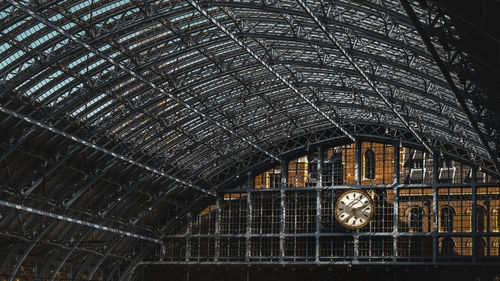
[399,0,499,173]
[7,0,280,163]
[0,105,214,196]
[185,0,357,142]
[0,199,161,243]
[295,0,433,153]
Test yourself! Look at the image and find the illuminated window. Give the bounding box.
[440,206,455,232]
[409,207,424,232]
[364,149,375,180]
[476,206,486,232]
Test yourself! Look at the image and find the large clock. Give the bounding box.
[334,190,374,229]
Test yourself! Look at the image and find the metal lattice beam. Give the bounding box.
[0,199,161,243]
[295,0,432,153]
[184,0,357,143]
[6,0,281,164]
[0,104,214,196]
[398,0,500,173]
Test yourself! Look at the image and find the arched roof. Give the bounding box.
[0,0,499,280]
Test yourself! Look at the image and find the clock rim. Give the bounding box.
[334,189,375,229]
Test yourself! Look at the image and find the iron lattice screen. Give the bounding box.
[161,143,500,264]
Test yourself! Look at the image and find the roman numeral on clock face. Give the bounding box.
[335,190,373,229]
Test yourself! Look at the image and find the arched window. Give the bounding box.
[440,237,455,256]
[475,237,487,257]
[364,149,375,180]
[476,206,486,233]
[331,153,343,185]
[494,208,500,232]
[440,206,455,232]
[409,207,424,232]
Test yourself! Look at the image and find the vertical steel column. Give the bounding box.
[280,160,287,261]
[246,172,252,261]
[185,213,191,262]
[471,166,477,262]
[316,146,322,262]
[393,143,400,261]
[355,141,361,185]
[432,151,439,263]
[214,196,220,262]
[353,141,361,261]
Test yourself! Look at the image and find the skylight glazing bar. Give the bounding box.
[185,0,356,143]
[7,0,281,163]
[295,0,432,153]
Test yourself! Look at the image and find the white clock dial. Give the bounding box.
[334,190,374,229]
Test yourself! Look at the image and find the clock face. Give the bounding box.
[334,190,374,229]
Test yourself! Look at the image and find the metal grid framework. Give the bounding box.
[157,142,500,265]
[0,0,499,280]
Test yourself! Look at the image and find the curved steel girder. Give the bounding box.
[0,107,204,235]
[0,6,274,154]
[35,173,178,281]
[0,1,488,166]
[3,25,440,140]
[0,0,430,93]
[0,120,207,280]
[6,139,178,226]
[0,105,213,196]
[191,121,498,190]
[1,180,171,281]
[0,29,244,171]
[7,221,55,281]
[0,20,464,168]
[73,255,94,281]
[91,65,436,165]
[87,53,464,148]
[40,229,90,281]
[0,2,194,79]
[6,1,355,146]
[104,260,122,281]
[9,1,281,164]
[399,0,499,172]
[0,230,132,262]
[205,1,431,58]
[84,27,448,116]
[200,96,479,159]
[129,77,482,174]
[0,0,420,85]
[85,240,120,281]
[117,244,155,281]
[290,0,432,152]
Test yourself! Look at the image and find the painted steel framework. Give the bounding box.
[147,142,500,266]
[0,0,499,280]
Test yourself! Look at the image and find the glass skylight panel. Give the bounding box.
[0,9,8,21]
[29,30,59,49]
[37,76,74,102]
[0,49,25,70]
[3,20,23,35]
[70,92,106,117]
[86,99,114,121]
